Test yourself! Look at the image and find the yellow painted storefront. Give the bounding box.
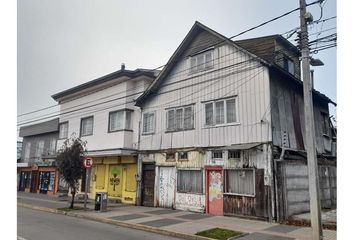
[90,156,137,204]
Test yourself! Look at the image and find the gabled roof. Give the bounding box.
[135,21,269,106]
[52,68,159,102]
[136,21,335,107]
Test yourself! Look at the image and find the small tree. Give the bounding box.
[56,135,87,209]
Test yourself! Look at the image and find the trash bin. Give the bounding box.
[94,192,108,212]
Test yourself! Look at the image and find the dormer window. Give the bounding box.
[284,57,295,75]
[190,50,213,73]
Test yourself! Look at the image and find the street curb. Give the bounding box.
[18,203,213,240]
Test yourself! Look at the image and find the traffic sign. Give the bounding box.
[83,157,93,168]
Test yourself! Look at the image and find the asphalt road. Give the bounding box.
[18,207,183,240]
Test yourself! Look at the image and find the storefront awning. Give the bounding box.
[87,148,137,157]
[219,142,263,150]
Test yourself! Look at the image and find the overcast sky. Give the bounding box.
[17,0,337,127]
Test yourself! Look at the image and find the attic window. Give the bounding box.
[284,57,295,75]
[190,50,213,73]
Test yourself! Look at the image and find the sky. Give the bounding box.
[17,0,337,128]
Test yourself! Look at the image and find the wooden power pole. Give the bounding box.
[299,0,323,239]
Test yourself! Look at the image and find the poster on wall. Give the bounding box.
[48,172,55,191]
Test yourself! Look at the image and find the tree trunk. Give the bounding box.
[70,187,76,209]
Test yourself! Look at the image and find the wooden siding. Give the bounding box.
[270,72,331,153]
[139,38,271,151]
[276,159,336,220]
[223,169,270,219]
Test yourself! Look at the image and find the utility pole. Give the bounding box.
[299,0,323,239]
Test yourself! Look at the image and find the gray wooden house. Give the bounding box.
[134,21,336,221]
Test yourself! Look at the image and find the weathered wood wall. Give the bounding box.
[223,169,270,219]
[276,159,336,221]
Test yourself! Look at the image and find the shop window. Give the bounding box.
[224,169,255,196]
[177,170,203,194]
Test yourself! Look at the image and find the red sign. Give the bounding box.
[83,157,93,168]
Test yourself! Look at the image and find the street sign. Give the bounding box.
[83,157,93,168]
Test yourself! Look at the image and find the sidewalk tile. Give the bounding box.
[139,218,185,227]
[177,213,213,220]
[264,224,300,233]
[236,232,295,240]
[110,214,147,221]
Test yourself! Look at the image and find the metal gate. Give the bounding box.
[157,166,176,208]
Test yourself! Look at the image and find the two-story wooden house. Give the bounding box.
[135,22,336,221]
[52,65,158,203]
[17,118,60,195]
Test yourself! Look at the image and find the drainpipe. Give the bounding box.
[136,109,143,206]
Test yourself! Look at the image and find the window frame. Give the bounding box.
[142,112,155,135]
[321,112,330,136]
[228,150,241,160]
[178,152,188,161]
[224,168,256,197]
[165,104,195,132]
[58,121,69,139]
[212,150,223,160]
[166,152,176,162]
[35,140,45,159]
[284,57,295,75]
[203,97,239,127]
[190,50,214,74]
[80,116,94,137]
[108,109,133,133]
[177,169,203,194]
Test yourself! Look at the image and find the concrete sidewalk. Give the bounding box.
[17,192,336,240]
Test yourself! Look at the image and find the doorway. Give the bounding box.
[206,167,224,215]
[141,164,155,207]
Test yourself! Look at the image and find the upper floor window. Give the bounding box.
[49,139,57,154]
[142,112,155,134]
[166,105,194,131]
[24,142,31,161]
[59,122,68,139]
[108,110,132,132]
[35,140,44,159]
[284,57,295,75]
[190,50,213,74]
[80,116,94,136]
[204,97,238,126]
[321,112,330,135]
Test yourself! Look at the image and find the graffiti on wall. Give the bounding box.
[158,167,176,207]
[109,166,120,191]
[208,171,223,201]
[176,193,205,209]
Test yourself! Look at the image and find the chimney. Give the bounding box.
[121,63,125,70]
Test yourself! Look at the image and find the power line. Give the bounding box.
[18,60,261,127]
[18,6,303,118]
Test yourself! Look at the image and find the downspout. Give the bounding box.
[136,109,143,206]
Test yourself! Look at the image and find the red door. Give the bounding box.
[206,167,223,215]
